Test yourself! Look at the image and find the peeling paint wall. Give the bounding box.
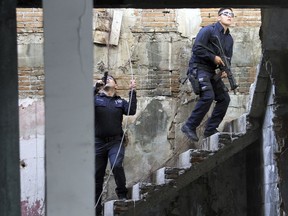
[262,86,281,215]
[19,98,45,215]
[261,9,288,214]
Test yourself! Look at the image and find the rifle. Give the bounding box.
[102,71,108,85]
[196,38,238,93]
[94,71,109,95]
[210,36,238,92]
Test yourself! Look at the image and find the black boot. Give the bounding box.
[181,124,199,141]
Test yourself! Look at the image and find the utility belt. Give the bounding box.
[193,63,215,73]
[188,63,227,94]
[95,135,122,143]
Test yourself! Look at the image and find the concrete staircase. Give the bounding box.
[101,50,271,216]
[102,113,261,216]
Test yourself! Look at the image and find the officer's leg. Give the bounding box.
[185,70,215,129]
[95,139,108,215]
[108,140,128,199]
[205,79,230,133]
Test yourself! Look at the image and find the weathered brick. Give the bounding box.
[201,8,261,28]
[18,86,31,91]
[17,8,259,98]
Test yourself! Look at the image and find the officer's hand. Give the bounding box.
[95,80,104,87]
[214,56,225,66]
[130,79,136,90]
[221,71,228,78]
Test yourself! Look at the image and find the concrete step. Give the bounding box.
[132,182,156,201]
[104,199,137,216]
[223,113,248,133]
[155,167,185,185]
[201,132,221,151]
[178,149,215,169]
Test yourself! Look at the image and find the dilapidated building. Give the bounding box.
[1,1,287,216]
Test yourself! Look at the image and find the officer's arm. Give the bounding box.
[123,90,137,115]
[192,27,215,63]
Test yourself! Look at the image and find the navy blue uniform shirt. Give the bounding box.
[189,21,233,71]
[94,90,137,138]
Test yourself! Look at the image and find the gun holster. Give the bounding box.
[212,78,229,95]
[188,68,200,95]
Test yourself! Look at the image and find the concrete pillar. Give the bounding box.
[43,0,94,215]
[0,1,21,216]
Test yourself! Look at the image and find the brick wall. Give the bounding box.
[16,8,261,98]
[131,8,261,32]
[16,8,43,33]
[133,9,177,32]
[18,67,44,97]
[17,8,44,98]
[200,8,261,27]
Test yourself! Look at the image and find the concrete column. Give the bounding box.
[0,1,21,216]
[43,0,94,215]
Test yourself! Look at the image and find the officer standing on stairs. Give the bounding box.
[182,8,234,141]
[94,74,137,215]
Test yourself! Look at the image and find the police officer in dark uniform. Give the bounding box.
[182,8,234,141]
[94,75,137,215]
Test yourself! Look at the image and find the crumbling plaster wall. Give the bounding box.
[19,98,45,215]
[260,8,288,215]
[16,8,261,212]
[17,9,45,215]
[261,85,281,215]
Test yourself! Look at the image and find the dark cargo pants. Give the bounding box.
[186,69,230,132]
[95,137,127,215]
